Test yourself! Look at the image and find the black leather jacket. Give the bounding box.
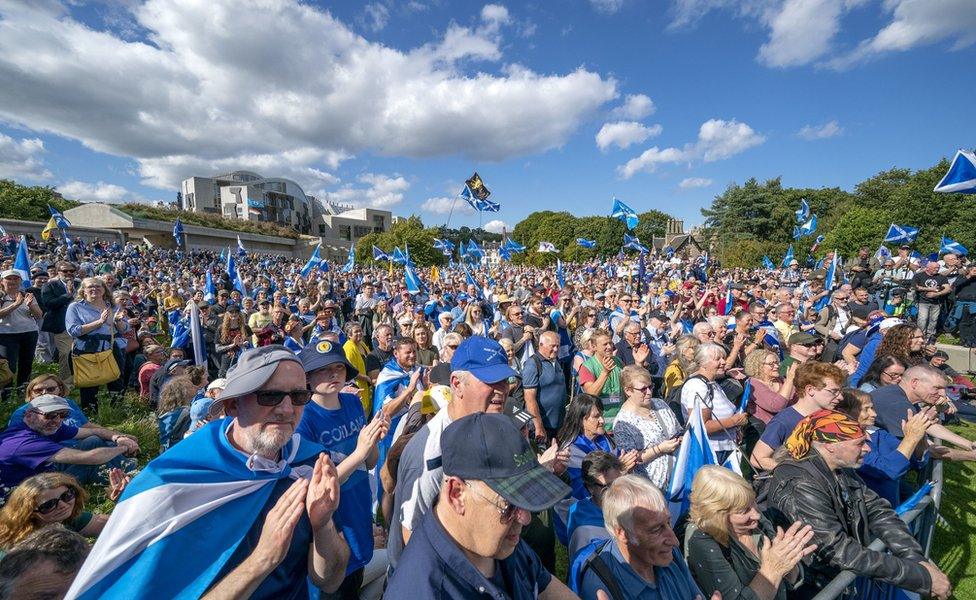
[767,453,931,598]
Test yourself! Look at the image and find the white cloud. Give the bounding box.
[758,0,845,68]
[797,119,843,140]
[483,219,509,234]
[609,94,656,120]
[363,3,389,32]
[678,177,713,189]
[422,196,474,214]
[57,180,138,204]
[595,121,662,151]
[827,0,976,69]
[0,1,616,191]
[590,0,626,15]
[481,4,511,30]
[617,118,764,178]
[323,173,409,209]
[0,133,51,181]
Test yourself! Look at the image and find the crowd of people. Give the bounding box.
[0,232,973,599]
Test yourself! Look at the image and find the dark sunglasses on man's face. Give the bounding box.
[35,488,76,514]
[254,389,313,407]
[36,410,70,421]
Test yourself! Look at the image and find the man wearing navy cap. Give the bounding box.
[386,413,575,599]
[387,335,518,569]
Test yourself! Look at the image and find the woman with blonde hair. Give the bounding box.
[742,349,796,426]
[687,465,815,600]
[5,374,89,432]
[662,335,701,400]
[343,321,372,413]
[0,472,123,552]
[65,277,128,411]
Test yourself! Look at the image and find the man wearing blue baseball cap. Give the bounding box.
[386,412,573,598]
[296,339,389,598]
[386,335,518,570]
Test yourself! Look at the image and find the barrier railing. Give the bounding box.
[812,460,944,600]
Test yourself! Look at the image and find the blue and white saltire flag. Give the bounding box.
[391,246,414,266]
[301,245,322,278]
[761,256,775,270]
[895,481,934,516]
[169,313,189,350]
[503,238,526,253]
[664,246,675,258]
[226,250,246,295]
[623,233,648,253]
[203,271,216,303]
[576,238,596,249]
[798,214,817,237]
[792,226,801,240]
[65,421,323,599]
[433,238,455,256]
[466,239,485,260]
[666,393,717,520]
[884,223,919,245]
[498,246,512,262]
[556,259,566,289]
[737,379,752,413]
[610,197,639,230]
[372,359,421,496]
[13,236,31,287]
[537,241,558,253]
[283,336,304,354]
[781,244,794,268]
[458,184,501,212]
[795,198,810,223]
[236,235,246,256]
[372,245,390,262]
[720,286,734,316]
[874,244,892,264]
[405,263,422,294]
[172,218,185,247]
[188,302,206,367]
[342,245,356,273]
[934,149,976,194]
[48,205,71,230]
[941,235,969,256]
[810,234,825,253]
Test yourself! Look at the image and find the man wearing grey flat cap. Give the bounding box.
[69,344,350,598]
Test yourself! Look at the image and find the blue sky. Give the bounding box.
[0,0,973,233]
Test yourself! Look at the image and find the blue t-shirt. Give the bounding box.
[521,355,568,431]
[0,422,78,499]
[758,406,804,451]
[296,393,373,574]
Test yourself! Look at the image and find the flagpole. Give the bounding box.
[445,194,460,230]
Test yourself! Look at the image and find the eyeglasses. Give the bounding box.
[762,361,779,367]
[882,370,904,380]
[254,389,313,406]
[819,387,843,398]
[59,269,76,274]
[465,481,520,522]
[629,384,653,395]
[35,410,69,421]
[32,384,61,394]
[35,488,76,514]
[447,344,459,350]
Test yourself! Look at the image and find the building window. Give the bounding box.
[318,224,326,234]
[353,225,370,238]
[339,225,351,241]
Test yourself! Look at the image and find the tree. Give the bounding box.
[0,180,79,221]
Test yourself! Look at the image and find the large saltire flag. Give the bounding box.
[341,245,356,273]
[795,198,810,223]
[226,249,247,296]
[577,238,596,249]
[610,197,639,230]
[203,271,216,303]
[14,236,31,287]
[623,233,648,253]
[941,235,969,256]
[433,238,455,256]
[502,238,526,253]
[884,223,919,245]
[236,235,247,256]
[404,262,422,294]
[761,256,775,270]
[781,244,794,268]
[372,245,391,262]
[934,149,976,194]
[797,214,817,237]
[64,421,323,599]
[459,172,500,212]
[172,218,185,247]
[666,391,724,520]
[48,205,71,229]
[301,244,322,277]
[465,239,485,260]
[391,246,414,266]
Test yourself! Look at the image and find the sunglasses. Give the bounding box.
[254,389,313,406]
[35,488,76,514]
[36,410,70,421]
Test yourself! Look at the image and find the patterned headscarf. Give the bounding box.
[785,409,865,460]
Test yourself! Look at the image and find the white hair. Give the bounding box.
[602,475,667,537]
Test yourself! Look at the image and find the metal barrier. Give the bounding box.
[812,460,944,600]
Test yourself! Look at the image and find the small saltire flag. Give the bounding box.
[895,481,934,516]
[623,233,648,253]
[433,238,455,255]
[762,256,775,270]
[226,250,246,295]
[342,245,356,273]
[204,271,216,303]
[720,286,733,316]
[498,246,513,261]
[537,241,558,253]
[301,245,322,278]
[48,205,71,229]
[737,379,752,413]
[611,197,639,230]
[934,149,976,194]
[503,238,526,253]
[466,239,485,260]
[874,244,892,264]
[372,246,390,262]
[941,235,969,256]
[781,244,794,268]
[391,246,414,266]
[798,214,817,237]
[404,263,422,294]
[459,173,500,212]
[795,198,810,223]
[884,223,919,245]
[577,238,596,248]
[14,236,31,287]
[664,246,675,258]
[236,236,247,256]
[556,259,566,289]
[173,218,185,247]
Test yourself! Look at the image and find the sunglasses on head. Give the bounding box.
[254,389,313,406]
[35,488,76,514]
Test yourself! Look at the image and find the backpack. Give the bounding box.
[665,374,712,427]
[569,539,625,600]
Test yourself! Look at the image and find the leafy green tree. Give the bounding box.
[0,180,79,221]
